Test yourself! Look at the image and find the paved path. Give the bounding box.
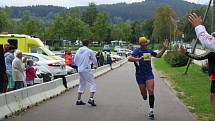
[6,63,196,121]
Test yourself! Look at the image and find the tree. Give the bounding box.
[111,22,132,41]
[152,5,177,43]
[93,12,110,43]
[0,10,12,32]
[178,7,212,42]
[142,19,154,39]
[47,16,65,40]
[120,22,132,41]
[130,20,143,43]
[63,7,81,19]
[64,17,92,41]
[82,3,98,27]
[14,11,44,38]
[25,17,44,36]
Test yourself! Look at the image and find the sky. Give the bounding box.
[0,0,210,8]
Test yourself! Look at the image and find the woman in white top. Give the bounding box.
[12,50,25,90]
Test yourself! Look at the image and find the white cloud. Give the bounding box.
[185,0,208,4]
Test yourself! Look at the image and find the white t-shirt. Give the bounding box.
[74,46,98,72]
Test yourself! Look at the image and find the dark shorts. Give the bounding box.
[135,72,154,85]
[211,81,215,93]
[14,81,24,90]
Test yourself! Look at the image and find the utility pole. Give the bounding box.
[213,0,215,32]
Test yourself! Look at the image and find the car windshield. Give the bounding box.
[40,47,55,56]
[38,54,54,60]
[31,47,55,56]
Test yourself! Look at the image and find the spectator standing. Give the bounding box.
[96,51,101,67]
[64,49,73,66]
[0,45,8,93]
[4,45,16,91]
[99,52,104,66]
[3,44,10,53]
[12,50,25,90]
[106,54,112,69]
[103,51,107,65]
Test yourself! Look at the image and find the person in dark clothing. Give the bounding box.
[0,45,8,93]
[5,45,16,90]
[178,37,215,119]
[96,51,101,67]
[99,52,104,67]
[106,54,112,69]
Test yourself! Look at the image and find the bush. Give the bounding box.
[164,51,189,67]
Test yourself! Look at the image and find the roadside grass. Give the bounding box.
[153,58,213,121]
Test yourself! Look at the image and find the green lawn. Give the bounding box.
[153,58,213,121]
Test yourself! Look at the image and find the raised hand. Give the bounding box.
[177,45,187,54]
[188,13,203,27]
[162,39,169,49]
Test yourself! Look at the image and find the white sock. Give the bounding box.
[150,108,154,112]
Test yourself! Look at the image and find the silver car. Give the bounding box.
[23,53,67,77]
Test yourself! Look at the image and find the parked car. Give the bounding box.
[114,46,121,52]
[103,45,110,52]
[125,49,132,56]
[66,65,77,74]
[23,53,67,78]
[110,54,122,62]
[117,48,132,57]
[186,44,192,49]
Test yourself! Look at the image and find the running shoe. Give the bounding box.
[88,99,97,106]
[148,111,155,120]
[143,95,147,100]
[76,100,86,105]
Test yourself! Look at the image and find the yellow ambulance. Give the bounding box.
[0,33,63,60]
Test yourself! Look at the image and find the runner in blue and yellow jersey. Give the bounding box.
[128,37,168,119]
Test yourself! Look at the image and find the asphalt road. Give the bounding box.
[6,62,196,121]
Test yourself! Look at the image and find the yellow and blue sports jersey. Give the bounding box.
[131,48,157,84]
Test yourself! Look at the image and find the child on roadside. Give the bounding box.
[26,59,36,86]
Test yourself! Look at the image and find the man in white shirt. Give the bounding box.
[74,39,98,106]
[188,13,215,52]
